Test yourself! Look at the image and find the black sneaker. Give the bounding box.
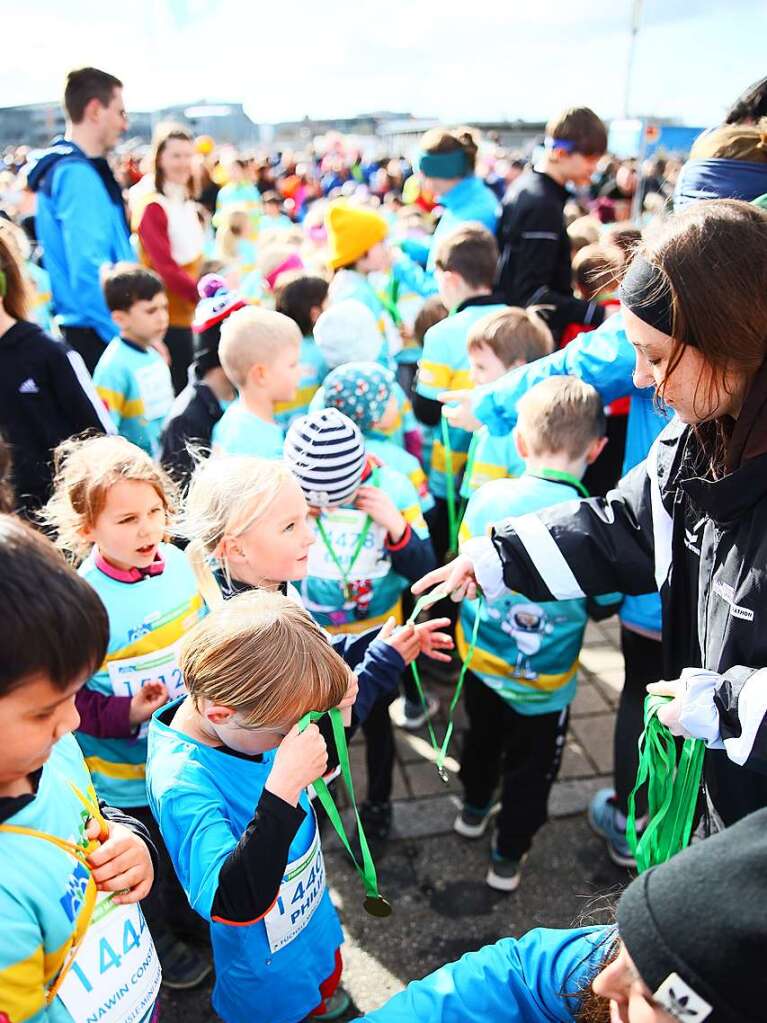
[154,930,212,990]
[453,800,501,839]
[486,851,527,893]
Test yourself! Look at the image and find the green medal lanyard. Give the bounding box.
[315,469,379,601]
[528,468,590,499]
[298,706,391,917]
[405,584,483,782]
[441,415,461,558]
[626,695,705,873]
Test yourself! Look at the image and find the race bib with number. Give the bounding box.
[108,643,184,737]
[307,509,390,582]
[263,828,325,954]
[58,895,161,1023]
[135,362,173,422]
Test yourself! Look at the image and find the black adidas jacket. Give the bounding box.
[474,385,767,826]
[495,169,605,337]
[0,320,113,513]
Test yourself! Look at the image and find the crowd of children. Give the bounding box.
[1,64,767,1023]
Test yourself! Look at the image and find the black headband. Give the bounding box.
[619,253,674,337]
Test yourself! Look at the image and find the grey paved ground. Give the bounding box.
[159,616,628,1021]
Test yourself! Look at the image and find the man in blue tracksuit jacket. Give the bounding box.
[26,67,133,373]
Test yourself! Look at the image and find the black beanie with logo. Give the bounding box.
[617,807,767,1022]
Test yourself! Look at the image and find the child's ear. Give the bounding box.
[513,426,529,460]
[205,703,237,727]
[219,534,246,565]
[111,309,129,331]
[309,304,323,326]
[585,435,608,465]
[247,363,267,387]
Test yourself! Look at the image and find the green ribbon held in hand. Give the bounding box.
[440,415,460,559]
[406,584,483,783]
[626,694,705,873]
[298,706,391,918]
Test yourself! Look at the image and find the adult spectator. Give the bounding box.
[496,107,608,340]
[27,67,133,374]
[0,221,113,516]
[132,125,204,393]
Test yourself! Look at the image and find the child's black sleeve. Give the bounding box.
[411,390,443,427]
[210,790,306,924]
[387,525,437,582]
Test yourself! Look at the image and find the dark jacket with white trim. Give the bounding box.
[0,319,114,513]
[479,406,767,825]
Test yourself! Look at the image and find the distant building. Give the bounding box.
[0,103,65,150]
[0,99,259,151]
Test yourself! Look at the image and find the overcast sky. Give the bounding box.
[3,0,765,127]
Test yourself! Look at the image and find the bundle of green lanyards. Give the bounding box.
[626,694,705,873]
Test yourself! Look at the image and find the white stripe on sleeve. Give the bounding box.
[647,434,672,590]
[66,349,116,434]
[509,513,585,600]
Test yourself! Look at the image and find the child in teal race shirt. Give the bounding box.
[460,306,554,499]
[0,515,158,1023]
[454,378,620,891]
[94,265,175,458]
[213,306,302,458]
[284,409,445,842]
[273,272,330,429]
[42,434,210,988]
[147,590,358,1023]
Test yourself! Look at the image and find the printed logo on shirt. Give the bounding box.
[18,377,40,394]
[683,517,704,556]
[712,580,754,622]
[60,861,90,922]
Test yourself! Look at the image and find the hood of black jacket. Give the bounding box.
[0,318,51,351]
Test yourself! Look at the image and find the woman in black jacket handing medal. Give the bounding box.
[415,198,767,829]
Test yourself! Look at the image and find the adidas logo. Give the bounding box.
[18,378,39,394]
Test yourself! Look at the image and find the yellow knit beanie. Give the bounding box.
[326,201,389,270]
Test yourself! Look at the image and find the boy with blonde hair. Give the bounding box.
[461,307,554,497]
[213,306,302,458]
[454,377,620,891]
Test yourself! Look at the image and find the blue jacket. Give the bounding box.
[471,312,669,636]
[360,926,610,1022]
[27,140,134,342]
[427,176,501,271]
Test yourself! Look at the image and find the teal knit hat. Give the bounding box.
[323,361,395,433]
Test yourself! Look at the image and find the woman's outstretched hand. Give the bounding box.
[411,555,478,602]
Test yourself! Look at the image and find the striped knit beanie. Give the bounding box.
[322,361,395,433]
[284,408,366,508]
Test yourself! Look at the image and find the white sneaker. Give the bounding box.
[453,801,501,839]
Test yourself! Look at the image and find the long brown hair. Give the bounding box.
[634,199,767,446]
[151,123,195,196]
[0,221,31,321]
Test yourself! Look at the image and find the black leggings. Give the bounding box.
[460,670,569,859]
